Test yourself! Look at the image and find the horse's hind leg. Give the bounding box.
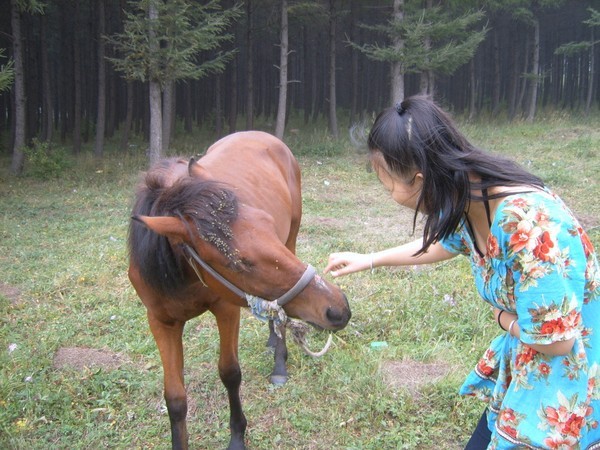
[211,301,247,450]
[267,321,288,385]
[147,313,188,450]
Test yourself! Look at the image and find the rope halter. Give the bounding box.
[183,244,333,357]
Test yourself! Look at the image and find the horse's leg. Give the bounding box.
[266,319,278,349]
[269,324,288,385]
[211,301,247,450]
[147,313,188,450]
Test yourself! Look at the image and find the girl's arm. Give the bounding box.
[325,239,456,277]
[494,308,575,356]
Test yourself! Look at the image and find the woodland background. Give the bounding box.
[0,0,598,174]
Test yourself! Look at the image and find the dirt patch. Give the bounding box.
[576,213,599,231]
[380,359,451,397]
[53,347,129,371]
[0,282,22,304]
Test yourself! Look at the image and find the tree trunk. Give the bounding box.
[228,56,237,134]
[245,0,254,130]
[215,76,223,138]
[147,0,162,165]
[492,29,501,115]
[184,82,192,133]
[526,18,540,122]
[106,65,116,139]
[73,0,82,154]
[94,0,107,158]
[41,14,53,142]
[120,81,134,151]
[585,26,594,116]
[303,25,310,124]
[468,59,476,120]
[328,0,338,139]
[390,0,404,103]
[10,0,26,175]
[274,0,288,139]
[517,32,530,115]
[162,80,174,152]
[419,0,433,96]
[149,80,162,165]
[349,0,358,125]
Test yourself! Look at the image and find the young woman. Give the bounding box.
[324,95,600,449]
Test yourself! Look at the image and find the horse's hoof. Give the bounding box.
[270,374,288,385]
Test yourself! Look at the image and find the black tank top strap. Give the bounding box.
[484,188,537,227]
[482,188,492,228]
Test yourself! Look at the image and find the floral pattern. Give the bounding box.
[441,190,600,449]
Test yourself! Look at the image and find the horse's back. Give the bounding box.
[202,131,299,193]
[199,131,301,220]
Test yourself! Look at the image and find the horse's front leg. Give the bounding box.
[268,320,288,385]
[147,313,188,450]
[211,302,247,450]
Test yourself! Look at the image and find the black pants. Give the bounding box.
[464,410,492,450]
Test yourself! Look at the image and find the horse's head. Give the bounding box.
[133,185,350,332]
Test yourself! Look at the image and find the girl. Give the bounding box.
[324,96,600,449]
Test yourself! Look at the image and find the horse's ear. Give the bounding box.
[132,215,188,244]
[188,158,212,179]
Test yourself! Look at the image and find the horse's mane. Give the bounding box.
[128,158,239,295]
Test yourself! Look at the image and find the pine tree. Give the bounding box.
[107,0,240,164]
[350,1,487,101]
[9,0,45,175]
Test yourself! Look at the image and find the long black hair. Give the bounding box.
[367,95,544,255]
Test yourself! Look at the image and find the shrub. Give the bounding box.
[24,139,72,179]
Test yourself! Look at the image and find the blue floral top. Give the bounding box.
[440,189,600,449]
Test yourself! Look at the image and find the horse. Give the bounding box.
[127,131,351,450]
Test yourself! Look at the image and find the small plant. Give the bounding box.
[23,139,72,179]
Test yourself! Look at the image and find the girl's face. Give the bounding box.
[370,152,422,211]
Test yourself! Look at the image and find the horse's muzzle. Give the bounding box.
[326,294,351,329]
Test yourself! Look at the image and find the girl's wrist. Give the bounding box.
[508,319,518,336]
[369,253,376,273]
[497,310,506,331]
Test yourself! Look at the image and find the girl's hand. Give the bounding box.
[324,252,372,277]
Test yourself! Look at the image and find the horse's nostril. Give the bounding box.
[326,306,351,328]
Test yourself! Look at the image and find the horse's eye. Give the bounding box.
[227,258,253,273]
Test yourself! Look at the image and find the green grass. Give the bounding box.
[0,115,598,449]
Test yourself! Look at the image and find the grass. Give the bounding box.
[0,114,598,449]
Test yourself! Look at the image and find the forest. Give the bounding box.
[0,0,598,173]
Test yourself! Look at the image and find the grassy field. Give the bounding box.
[0,114,598,449]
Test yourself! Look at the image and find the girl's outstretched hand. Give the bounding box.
[324,252,372,278]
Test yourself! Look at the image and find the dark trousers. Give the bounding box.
[464,410,492,450]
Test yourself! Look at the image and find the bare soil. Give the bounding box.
[380,359,452,397]
[52,347,130,371]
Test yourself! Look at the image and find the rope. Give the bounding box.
[245,294,333,358]
[286,320,333,358]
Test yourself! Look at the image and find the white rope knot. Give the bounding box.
[245,294,333,357]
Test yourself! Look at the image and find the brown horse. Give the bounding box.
[128,131,351,450]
